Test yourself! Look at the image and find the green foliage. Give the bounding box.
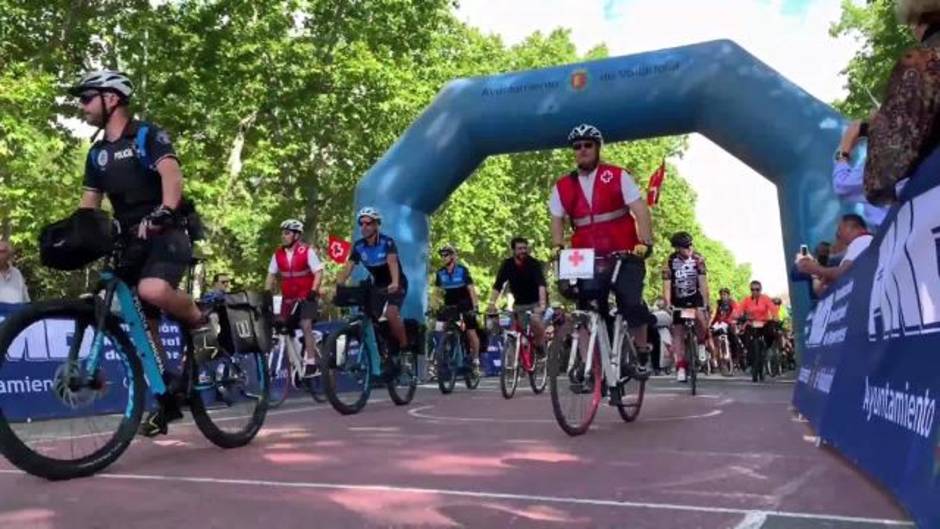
[0,1,752,306]
[830,0,915,117]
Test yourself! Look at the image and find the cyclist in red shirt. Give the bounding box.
[733,280,777,382]
[549,124,654,389]
[265,219,324,376]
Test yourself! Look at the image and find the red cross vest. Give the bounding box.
[555,163,639,255]
[275,243,315,300]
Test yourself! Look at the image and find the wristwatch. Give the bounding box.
[834,149,850,162]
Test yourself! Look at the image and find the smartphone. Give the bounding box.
[799,244,809,257]
[859,122,869,138]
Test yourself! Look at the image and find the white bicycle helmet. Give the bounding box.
[357,207,382,223]
[68,70,134,99]
[280,219,304,233]
[439,243,457,254]
[567,123,603,145]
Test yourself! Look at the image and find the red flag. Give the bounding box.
[646,161,666,206]
[326,234,352,264]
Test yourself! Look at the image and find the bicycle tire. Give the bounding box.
[437,332,458,394]
[718,337,733,377]
[499,334,519,399]
[387,350,418,405]
[0,299,145,480]
[686,330,698,396]
[267,338,289,409]
[323,323,372,415]
[190,348,269,449]
[616,338,646,423]
[548,319,602,436]
[528,344,548,395]
[301,348,327,404]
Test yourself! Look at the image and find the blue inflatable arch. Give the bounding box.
[354,39,849,329]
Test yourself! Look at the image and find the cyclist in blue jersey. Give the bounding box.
[336,207,410,355]
[434,244,481,375]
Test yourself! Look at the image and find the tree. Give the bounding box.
[0,2,753,306]
[830,0,914,117]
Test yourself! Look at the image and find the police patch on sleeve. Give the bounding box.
[155,130,171,145]
[97,150,109,167]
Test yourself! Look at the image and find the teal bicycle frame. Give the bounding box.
[342,310,385,379]
[84,270,171,398]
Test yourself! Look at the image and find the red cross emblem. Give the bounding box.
[568,250,585,267]
[600,169,613,184]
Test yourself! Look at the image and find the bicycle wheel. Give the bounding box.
[528,344,548,395]
[464,358,481,390]
[301,346,327,404]
[499,334,519,399]
[718,337,733,377]
[616,338,646,423]
[267,337,289,409]
[190,342,269,448]
[387,349,418,405]
[436,332,458,394]
[686,331,698,396]
[767,344,781,377]
[0,299,145,480]
[323,323,371,415]
[548,318,602,436]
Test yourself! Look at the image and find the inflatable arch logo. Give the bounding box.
[352,39,851,330]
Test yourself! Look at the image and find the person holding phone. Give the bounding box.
[832,116,889,231]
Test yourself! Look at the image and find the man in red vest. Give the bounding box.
[549,124,655,372]
[265,219,324,375]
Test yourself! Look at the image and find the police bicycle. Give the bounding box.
[0,222,268,480]
[548,250,647,436]
[322,281,418,415]
[431,306,481,395]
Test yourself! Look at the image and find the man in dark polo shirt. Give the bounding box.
[487,237,548,350]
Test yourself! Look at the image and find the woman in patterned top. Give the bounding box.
[865,0,940,204]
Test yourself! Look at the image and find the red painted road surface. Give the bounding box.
[0,376,915,529]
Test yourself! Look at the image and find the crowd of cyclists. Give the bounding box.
[60,69,794,438]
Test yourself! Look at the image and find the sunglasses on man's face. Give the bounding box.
[439,251,453,258]
[359,220,375,227]
[571,142,595,151]
[78,92,100,105]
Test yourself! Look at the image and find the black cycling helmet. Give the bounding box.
[670,231,693,249]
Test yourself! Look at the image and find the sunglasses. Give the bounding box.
[439,251,453,257]
[571,142,595,151]
[78,92,100,105]
[359,220,375,227]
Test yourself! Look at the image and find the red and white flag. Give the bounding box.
[646,161,666,207]
[327,234,352,264]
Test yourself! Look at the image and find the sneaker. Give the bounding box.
[676,367,688,383]
[139,397,184,437]
[302,363,319,378]
[621,363,650,381]
[471,359,482,378]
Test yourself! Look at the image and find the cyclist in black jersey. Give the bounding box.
[661,231,711,383]
[70,70,206,436]
[434,244,481,374]
[487,237,548,349]
[336,207,410,354]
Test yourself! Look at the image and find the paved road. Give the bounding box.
[0,376,914,529]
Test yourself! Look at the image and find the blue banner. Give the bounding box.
[793,149,940,528]
[0,304,185,421]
